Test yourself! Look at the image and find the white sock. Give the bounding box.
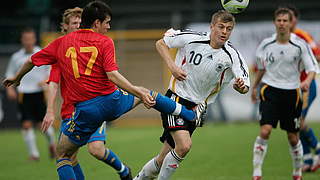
[134,157,160,180]
[158,150,183,180]
[290,140,303,176]
[22,128,39,158]
[253,136,268,177]
[172,103,182,116]
[44,126,55,145]
[316,142,320,151]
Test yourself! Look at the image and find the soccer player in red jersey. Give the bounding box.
[287,5,320,173]
[44,7,134,180]
[3,1,206,179]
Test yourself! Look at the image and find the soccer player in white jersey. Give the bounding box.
[250,8,319,180]
[5,27,55,161]
[134,10,250,180]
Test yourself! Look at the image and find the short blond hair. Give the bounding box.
[60,7,83,33]
[211,10,235,25]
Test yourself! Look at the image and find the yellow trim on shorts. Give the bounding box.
[296,89,301,108]
[175,96,180,102]
[18,93,24,104]
[172,78,177,93]
[99,125,104,134]
[260,85,268,101]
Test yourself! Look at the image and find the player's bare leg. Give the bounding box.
[56,133,79,179]
[157,130,191,180]
[252,124,272,179]
[87,140,132,179]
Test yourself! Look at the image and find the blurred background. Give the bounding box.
[1,0,320,129]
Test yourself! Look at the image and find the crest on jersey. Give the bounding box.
[215,63,224,72]
[176,118,184,125]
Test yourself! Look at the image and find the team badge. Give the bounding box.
[176,118,184,125]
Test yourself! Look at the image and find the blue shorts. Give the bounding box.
[61,89,134,146]
[301,79,317,118]
[88,122,107,143]
[60,120,107,143]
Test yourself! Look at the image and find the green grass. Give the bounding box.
[1,122,320,179]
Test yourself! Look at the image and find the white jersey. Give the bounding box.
[256,33,319,90]
[163,29,250,104]
[5,46,49,93]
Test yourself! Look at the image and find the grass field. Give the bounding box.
[1,122,320,180]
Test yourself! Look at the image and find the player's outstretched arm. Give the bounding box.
[41,81,58,132]
[106,70,155,108]
[156,39,187,81]
[2,57,35,87]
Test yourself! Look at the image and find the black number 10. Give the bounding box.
[189,51,202,65]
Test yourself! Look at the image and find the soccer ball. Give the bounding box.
[221,0,249,14]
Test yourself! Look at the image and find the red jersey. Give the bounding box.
[294,29,320,81]
[48,64,74,119]
[33,29,118,119]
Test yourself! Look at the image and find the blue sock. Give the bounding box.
[150,91,195,121]
[300,133,312,165]
[73,163,84,180]
[304,128,319,149]
[56,158,76,180]
[100,149,129,177]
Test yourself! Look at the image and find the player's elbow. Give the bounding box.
[155,39,166,50]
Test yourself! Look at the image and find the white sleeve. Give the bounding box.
[5,56,18,78]
[231,48,250,87]
[163,28,201,48]
[301,42,319,73]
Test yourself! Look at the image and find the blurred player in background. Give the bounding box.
[44,7,135,180]
[3,1,206,179]
[251,8,319,180]
[5,27,55,161]
[286,4,320,173]
[134,10,250,180]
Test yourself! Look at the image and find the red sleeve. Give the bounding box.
[47,64,61,84]
[312,46,320,57]
[31,38,61,66]
[101,38,119,72]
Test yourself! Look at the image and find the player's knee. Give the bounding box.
[175,142,192,157]
[56,145,73,159]
[22,121,33,129]
[260,127,272,139]
[87,142,104,159]
[287,133,299,146]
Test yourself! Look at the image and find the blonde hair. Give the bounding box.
[211,10,235,25]
[60,7,83,33]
